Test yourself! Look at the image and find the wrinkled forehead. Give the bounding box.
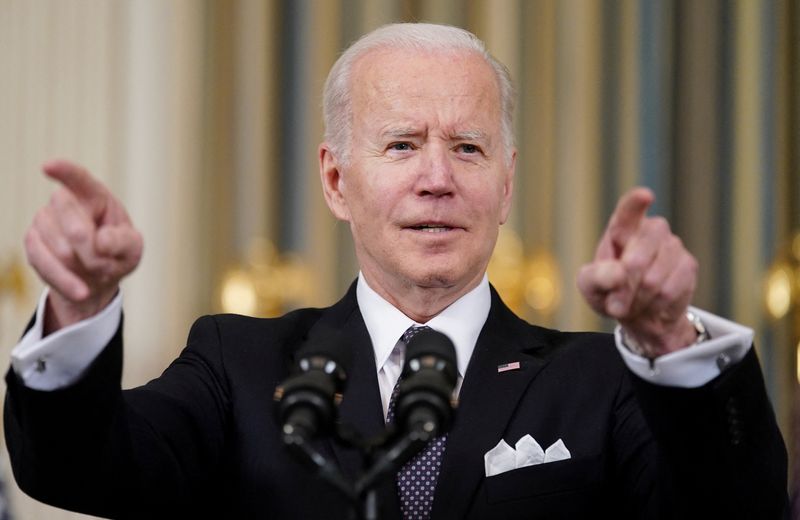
[349,47,504,130]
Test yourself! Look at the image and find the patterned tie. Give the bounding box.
[387,325,448,520]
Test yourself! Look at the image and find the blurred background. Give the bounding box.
[0,0,798,517]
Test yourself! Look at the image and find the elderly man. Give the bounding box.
[6,23,786,519]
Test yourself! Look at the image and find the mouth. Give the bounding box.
[409,224,455,233]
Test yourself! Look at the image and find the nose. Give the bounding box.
[415,144,455,197]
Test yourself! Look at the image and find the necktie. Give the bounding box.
[387,325,448,520]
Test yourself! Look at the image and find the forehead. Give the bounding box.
[349,47,502,134]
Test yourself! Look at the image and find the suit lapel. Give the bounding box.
[312,282,402,519]
[431,289,552,520]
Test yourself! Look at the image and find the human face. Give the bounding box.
[320,48,515,310]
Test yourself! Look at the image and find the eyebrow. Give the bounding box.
[381,127,425,139]
[451,130,487,142]
[379,127,489,143]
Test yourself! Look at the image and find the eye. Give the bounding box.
[456,143,481,154]
[388,142,413,152]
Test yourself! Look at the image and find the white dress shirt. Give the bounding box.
[12,275,753,395]
[357,274,490,419]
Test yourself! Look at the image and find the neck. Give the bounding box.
[360,270,485,323]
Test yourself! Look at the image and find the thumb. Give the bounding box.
[96,225,143,262]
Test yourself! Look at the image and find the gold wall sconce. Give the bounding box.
[217,239,314,317]
[487,228,561,318]
[764,231,800,382]
[765,232,800,320]
[0,255,29,306]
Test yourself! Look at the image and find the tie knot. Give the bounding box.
[401,325,430,345]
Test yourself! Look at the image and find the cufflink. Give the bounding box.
[716,352,732,371]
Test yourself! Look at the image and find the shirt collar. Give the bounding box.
[356,272,491,378]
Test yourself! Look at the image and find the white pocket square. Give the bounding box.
[484,435,571,476]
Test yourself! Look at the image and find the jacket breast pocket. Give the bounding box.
[484,457,600,504]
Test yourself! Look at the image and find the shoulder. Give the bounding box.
[531,325,624,375]
[488,296,627,386]
[196,307,326,338]
[193,280,360,347]
[187,306,328,355]
[490,290,619,362]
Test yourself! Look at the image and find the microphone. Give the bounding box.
[275,333,350,445]
[393,329,458,441]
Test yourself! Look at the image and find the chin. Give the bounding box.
[415,273,457,288]
[405,264,473,290]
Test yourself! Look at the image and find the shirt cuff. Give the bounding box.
[11,288,122,391]
[615,306,753,388]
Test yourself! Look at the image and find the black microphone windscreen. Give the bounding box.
[405,328,456,364]
[295,326,352,371]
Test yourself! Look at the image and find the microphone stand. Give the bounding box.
[283,421,437,520]
[282,427,357,504]
[280,327,456,519]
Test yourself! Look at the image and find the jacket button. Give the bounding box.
[717,353,732,371]
[725,398,744,445]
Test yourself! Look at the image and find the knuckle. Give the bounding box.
[130,247,143,266]
[576,275,592,296]
[651,216,671,233]
[128,230,144,261]
[32,208,53,232]
[667,234,684,251]
[640,273,660,294]
[658,283,682,303]
[64,222,90,243]
[51,240,74,264]
[24,228,37,251]
[81,254,104,272]
[24,234,40,267]
[622,254,646,272]
[685,254,699,275]
[657,286,675,303]
[95,229,112,253]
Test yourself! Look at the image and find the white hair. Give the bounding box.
[322,23,516,165]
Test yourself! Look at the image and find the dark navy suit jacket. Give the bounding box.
[4,283,788,518]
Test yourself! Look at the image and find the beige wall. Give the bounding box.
[0,1,209,517]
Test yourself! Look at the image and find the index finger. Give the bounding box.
[42,160,108,216]
[606,187,655,249]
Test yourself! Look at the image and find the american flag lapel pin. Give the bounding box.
[497,361,521,373]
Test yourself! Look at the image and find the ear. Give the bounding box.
[499,149,517,225]
[319,143,351,221]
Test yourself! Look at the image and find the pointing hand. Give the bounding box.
[24,160,143,333]
[577,188,699,357]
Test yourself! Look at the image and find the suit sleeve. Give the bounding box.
[629,347,789,519]
[4,315,231,518]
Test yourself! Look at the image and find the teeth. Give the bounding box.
[414,225,450,233]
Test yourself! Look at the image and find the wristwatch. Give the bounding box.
[621,310,710,358]
[685,309,710,344]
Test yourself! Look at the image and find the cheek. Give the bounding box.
[346,190,394,241]
[467,181,505,217]
[351,178,406,223]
